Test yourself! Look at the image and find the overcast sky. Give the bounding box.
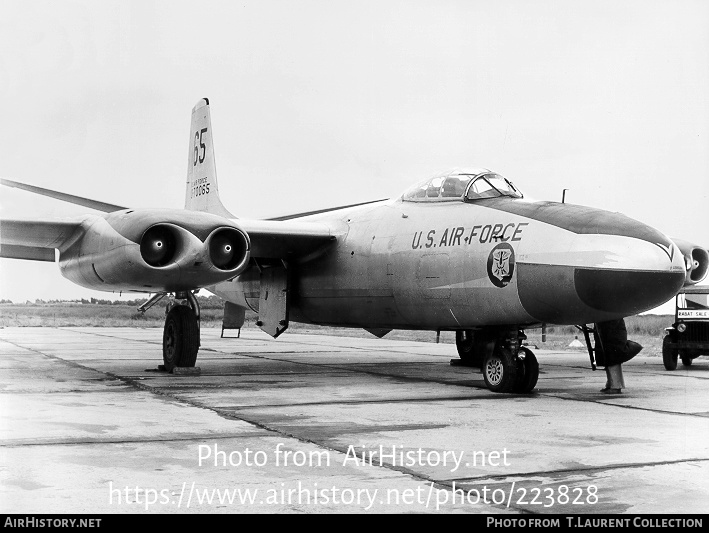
[0,0,707,313]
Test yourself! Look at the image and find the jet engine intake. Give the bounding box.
[207,227,250,272]
[673,238,709,286]
[140,224,179,267]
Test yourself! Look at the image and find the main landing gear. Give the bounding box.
[138,291,201,372]
[455,328,539,394]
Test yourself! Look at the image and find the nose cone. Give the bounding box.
[574,267,684,316]
[514,202,686,324]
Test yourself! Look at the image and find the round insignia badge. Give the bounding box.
[487,243,515,288]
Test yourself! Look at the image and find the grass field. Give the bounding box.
[0,301,674,357]
[0,297,673,357]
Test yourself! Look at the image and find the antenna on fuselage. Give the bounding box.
[561,189,569,203]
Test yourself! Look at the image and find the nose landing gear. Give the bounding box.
[456,328,539,393]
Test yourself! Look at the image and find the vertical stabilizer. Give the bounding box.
[185,98,234,218]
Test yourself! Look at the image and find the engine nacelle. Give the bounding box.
[59,208,251,292]
[206,227,250,272]
[672,238,709,286]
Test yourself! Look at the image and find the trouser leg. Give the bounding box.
[607,364,625,390]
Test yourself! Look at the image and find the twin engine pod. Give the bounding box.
[140,224,250,272]
[132,221,251,291]
[673,238,709,286]
[58,209,251,292]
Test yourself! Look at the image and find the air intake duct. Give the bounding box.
[207,227,250,272]
[673,238,709,286]
[140,225,178,267]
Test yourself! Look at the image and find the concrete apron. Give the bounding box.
[1,327,708,514]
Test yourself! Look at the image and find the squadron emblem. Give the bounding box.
[487,243,515,288]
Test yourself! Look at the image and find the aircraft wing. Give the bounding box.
[0,215,336,263]
[0,178,126,213]
[239,219,337,259]
[0,178,341,263]
[0,218,85,262]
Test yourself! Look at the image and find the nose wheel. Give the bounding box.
[482,347,519,393]
[480,333,539,393]
[514,347,539,393]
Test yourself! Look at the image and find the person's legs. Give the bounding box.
[601,367,612,392]
[603,364,625,393]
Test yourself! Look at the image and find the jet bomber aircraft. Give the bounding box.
[1,99,707,393]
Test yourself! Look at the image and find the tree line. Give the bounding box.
[0,294,226,309]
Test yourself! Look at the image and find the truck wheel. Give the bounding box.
[680,353,693,367]
[514,347,539,393]
[482,347,519,393]
[662,335,678,371]
[163,305,199,371]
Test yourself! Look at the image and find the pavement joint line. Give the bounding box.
[0,389,132,395]
[209,353,486,389]
[440,456,709,484]
[58,327,457,358]
[0,338,131,379]
[547,365,709,381]
[12,328,456,361]
[535,391,709,419]
[0,433,275,448]
[211,394,501,411]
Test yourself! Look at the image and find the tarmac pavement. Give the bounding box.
[1,326,708,514]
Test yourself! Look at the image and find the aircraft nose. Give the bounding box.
[515,204,686,323]
[574,265,684,316]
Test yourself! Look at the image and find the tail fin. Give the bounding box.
[185,98,234,218]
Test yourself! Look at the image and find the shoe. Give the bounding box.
[601,388,622,394]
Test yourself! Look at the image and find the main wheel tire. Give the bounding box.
[680,353,693,367]
[482,347,519,393]
[662,335,678,371]
[514,347,539,393]
[163,305,199,371]
[456,330,482,367]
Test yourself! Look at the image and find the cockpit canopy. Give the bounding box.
[402,169,523,202]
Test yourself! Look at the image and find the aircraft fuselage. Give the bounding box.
[212,196,686,331]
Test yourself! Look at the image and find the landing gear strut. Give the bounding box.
[162,291,200,372]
